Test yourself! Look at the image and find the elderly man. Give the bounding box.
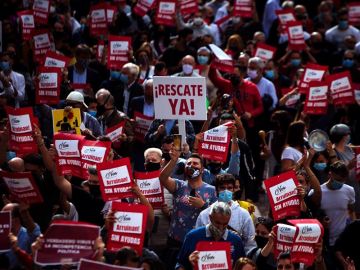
[172,55,201,77]
[128,79,154,119]
[176,201,245,270]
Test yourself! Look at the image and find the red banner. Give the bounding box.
[6,106,38,155]
[134,171,164,209]
[134,112,154,143]
[54,133,84,178]
[97,158,135,201]
[34,221,100,265]
[0,171,43,204]
[304,81,328,115]
[36,67,61,105]
[276,9,296,34]
[273,223,296,259]
[286,21,306,51]
[233,0,253,18]
[105,121,125,142]
[78,259,143,270]
[70,83,92,96]
[134,0,157,17]
[288,219,324,266]
[108,202,148,255]
[17,10,35,40]
[96,41,106,62]
[281,88,300,108]
[355,148,360,181]
[107,35,132,70]
[155,0,176,26]
[33,30,52,62]
[326,71,355,106]
[89,3,108,37]
[299,63,328,94]
[33,0,50,25]
[209,44,234,73]
[254,43,277,61]
[0,211,11,252]
[198,123,231,162]
[105,3,117,24]
[264,170,300,221]
[348,3,360,26]
[195,241,232,270]
[180,0,198,16]
[43,51,71,69]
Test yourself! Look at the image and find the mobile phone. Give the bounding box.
[190,189,196,197]
[173,134,182,151]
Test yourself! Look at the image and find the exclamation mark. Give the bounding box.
[190,99,194,115]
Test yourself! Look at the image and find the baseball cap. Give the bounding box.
[66,91,88,108]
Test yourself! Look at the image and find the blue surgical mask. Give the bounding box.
[264,70,275,80]
[218,189,233,203]
[110,71,121,80]
[338,20,348,30]
[6,151,16,161]
[0,61,10,70]
[342,59,354,68]
[119,73,129,84]
[88,110,97,117]
[291,59,301,67]
[197,55,209,65]
[313,162,327,171]
[329,179,343,190]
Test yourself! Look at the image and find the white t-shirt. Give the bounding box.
[281,146,303,163]
[325,25,360,49]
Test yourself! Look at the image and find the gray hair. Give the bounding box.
[210,201,231,217]
[144,147,163,159]
[123,62,140,77]
[249,57,265,69]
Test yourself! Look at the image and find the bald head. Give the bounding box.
[8,157,25,172]
[182,55,196,66]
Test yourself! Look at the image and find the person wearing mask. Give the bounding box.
[205,0,228,16]
[136,49,155,84]
[195,47,217,101]
[225,34,244,60]
[172,55,200,77]
[263,60,291,98]
[176,11,213,41]
[332,50,360,83]
[99,68,126,111]
[279,51,306,87]
[178,201,245,270]
[308,32,331,66]
[195,174,256,254]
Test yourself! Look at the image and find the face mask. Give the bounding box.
[119,73,129,84]
[209,223,225,240]
[145,162,161,172]
[229,44,238,51]
[185,165,200,179]
[329,179,343,190]
[291,59,301,67]
[338,20,348,30]
[6,151,16,161]
[110,71,121,80]
[247,69,258,79]
[207,162,222,175]
[162,152,171,161]
[264,70,275,80]
[197,55,209,65]
[255,235,268,248]
[193,17,203,27]
[230,75,241,86]
[96,104,106,116]
[218,190,233,203]
[88,110,97,118]
[313,162,327,171]
[182,64,193,75]
[0,61,10,71]
[342,59,354,68]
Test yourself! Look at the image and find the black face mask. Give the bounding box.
[97,95,111,116]
[230,75,241,87]
[255,235,268,248]
[145,162,161,172]
[162,152,171,161]
[89,184,101,198]
[207,162,222,175]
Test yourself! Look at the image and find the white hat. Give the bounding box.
[66,91,88,108]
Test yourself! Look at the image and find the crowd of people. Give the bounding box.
[0,0,360,269]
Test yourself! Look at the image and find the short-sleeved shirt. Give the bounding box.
[168,179,217,242]
[281,146,303,163]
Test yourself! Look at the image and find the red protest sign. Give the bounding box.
[107,35,132,70]
[195,241,232,270]
[70,84,92,96]
[0,171,43,204]
[33,30,52,62]
[180,0,198,16]
[0,211,11,252]
[286,21,306,51]
[281,88,300,108]
[299,63,328,94]
[105,3,117,24]
[326,71,355,106]
[36,67,61,105]
[89,3,108,37]
[78,259,143,270]
[348,3,360,26]
[264,170,300,221]
[34,221,100,265]
[198,123,231,163]
[43,51,71,69]
[54,133,85,178]
[233,0,253,18]
[17,10,35,40]
[355,148,360,181]
[304,81,328,115]
[33,0,50,25]
[273,223,296,259]
[96,41,106,62]
[155,0,177,26]
[97,158,135,201]
[134,112,154,143]
[105,121,125,142]
[6,106,38,155]
[134,171,164,209]
[254,43,277,61]
[134,0,157,17]
[209,44,234,73]
[288,219,324,266]
[108,202,148,255]
[276,9,296,34]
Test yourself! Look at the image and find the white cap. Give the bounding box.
[66,91,88,108]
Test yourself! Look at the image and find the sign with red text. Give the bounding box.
[78,259,143,270]
[17,10,35,40]
[198,123,231,162]
[107,35,131,69]
[134,171,164,209]
[6,106,38,155]
[195,241,232,270]
[97,158,135,201]
[134,112,154,142]
[355,148,360,181]
[281,88,300,108]
[35,221,99,265]
[108,202,148,255]
[327,71,355,106]
[33,30,52,62]
[33,0,50,24]
[0,171,43,204]
[89,3,108,37]
[349,3,360,26]
[274,223,296,258]
[44,51,71,69]
[304,82,328,115]
[286,21,306,51]
[0,211,11,252]
[52,108,81,135]
[254,43,277,61]
[276,9,296,33]
[105,121,125,142]
[299,63,328,94]
[288,219,324,266]
[134,0,156,17]
[264,170,300,221]
[105,4,117,24]
[155,0,176,26]
[233,0,253,18]
[54,133,84,178]
[180,0,198,16]
[36,67,61,104]
[153,76,207,120]
[209,44,234,73]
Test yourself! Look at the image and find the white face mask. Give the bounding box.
[182,64,193,75]
[247,69,258,79]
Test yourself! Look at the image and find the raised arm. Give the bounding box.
[159,147,180,193]
[303,149,322,207]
